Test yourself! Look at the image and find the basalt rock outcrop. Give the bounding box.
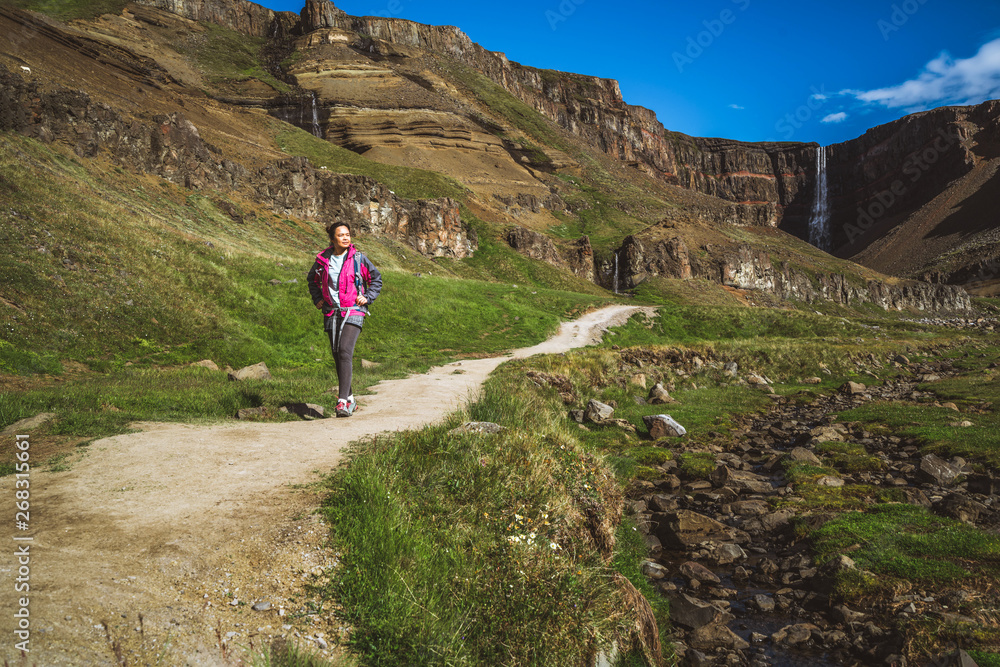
[0,64,475,257]
[134,0,298,37]
[613,229,972,313]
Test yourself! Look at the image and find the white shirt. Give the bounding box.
[327,251,346,308]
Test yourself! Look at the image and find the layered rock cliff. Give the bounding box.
[0,64,475,257]
[290,0,815,228]
[613,227,972,313]
[819,101,1000,281]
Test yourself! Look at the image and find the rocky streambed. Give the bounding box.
[618,358,999,666]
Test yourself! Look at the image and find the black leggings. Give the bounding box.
[329,322,362,400]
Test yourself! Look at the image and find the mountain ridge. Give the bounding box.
[0,0,984,312]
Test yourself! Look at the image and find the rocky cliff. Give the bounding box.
[613,226,972,313]
[291,0,815,228]
[817,101,1000,283]
[134,0,298,36]
[0,64,475,257]
[129,0,999,292]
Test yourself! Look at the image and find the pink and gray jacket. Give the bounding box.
[307,243,382,320]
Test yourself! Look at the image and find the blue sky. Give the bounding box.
[261,0,1000,147]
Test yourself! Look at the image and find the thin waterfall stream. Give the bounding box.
[807,145,831,251]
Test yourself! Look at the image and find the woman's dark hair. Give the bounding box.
[327,221,351,241]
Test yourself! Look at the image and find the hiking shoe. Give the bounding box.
[336,396,357,417]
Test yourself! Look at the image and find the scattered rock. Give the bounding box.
[280,403,325,419]
[190,359,220,371]
[643,414,687,438]
[228,362,272,382]
[840,381,866,395]
[648,383,676,404]
[919,454,963,486]
[251,601,272,611]
[236,407,269,420]
[586,399,615,423]
[679,561,721,584]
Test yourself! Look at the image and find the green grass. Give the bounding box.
[815,441,885,473]
[275,125,467,202]
[174,22,291,93]
[838,375,1000,469]
[319,367,649,666]
[811,504,1000,594]
[7,0,128,19]
[0,133,605,445]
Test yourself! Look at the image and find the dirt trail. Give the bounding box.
[1,305,651,666]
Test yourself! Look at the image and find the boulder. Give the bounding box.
[759,509,796,532]
[666,592,732,630]
[586,399,615,423]
[190,359,220,371]
[711,543,747,565]
[640,560,669,580]
[648,383,676,404]
[228,362,272,382]
[840,381,866,395]
[772,623,819,645]
[236,407,269,420]
[788,447,822,465]
[280,403,325,419]
[967,474,1000,495]
[651,510,733,550]
[918,454,963,486]
[688,622,749,651]
[643,414,686,438]
[710,466,772,494]
[679,561,721,584]
[731,499,769,516]
[933,494,985,524]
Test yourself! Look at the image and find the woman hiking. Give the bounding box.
[307,221,383,417]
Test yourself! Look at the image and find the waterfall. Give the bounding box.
[310,92,322,138]
[808,145,831,251]
[612,253,619,294]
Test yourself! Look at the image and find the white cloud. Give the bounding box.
[729,104,745,110]
[821,112,848,124]
[846,37,1000,111]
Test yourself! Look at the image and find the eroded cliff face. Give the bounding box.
[0,64,475,258]
[613,229,972,313]
[134,0,298,36]
[291,0,815,229]
[820,101,1000,275]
